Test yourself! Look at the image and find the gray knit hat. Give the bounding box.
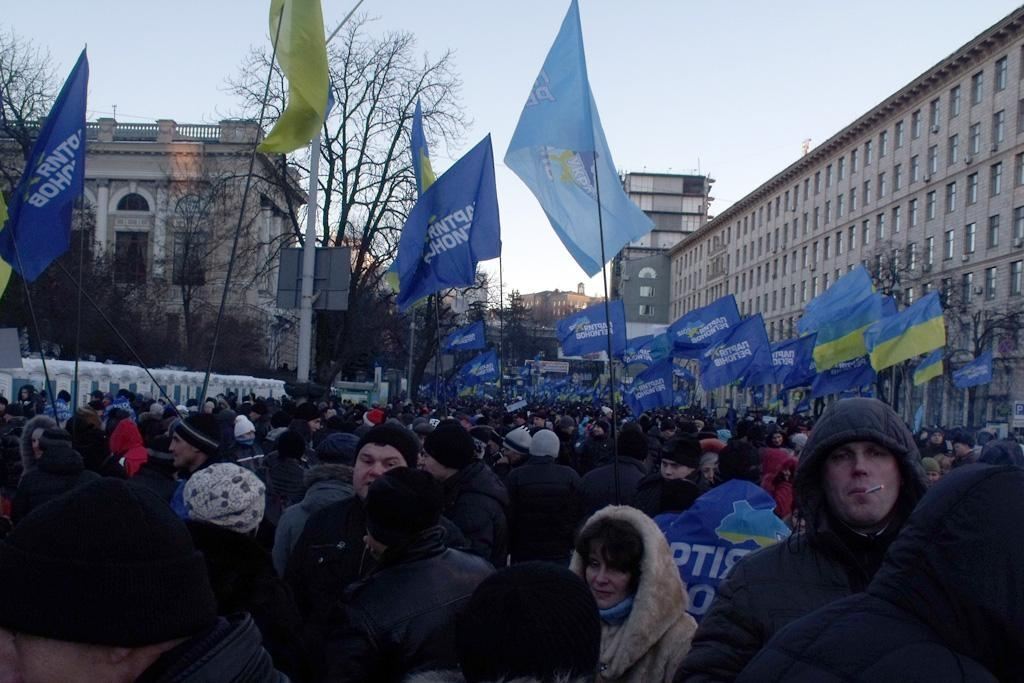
[185,464,266,534]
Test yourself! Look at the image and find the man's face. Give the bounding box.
[661,460,694,481]
[822,441,902,533]
[531,416,544,428]
[169,434,207,473]
[929,432,945,445]
[420,452,455,482]
[307,418,322,434]
[953,442,972,459]
[353,443,406,498]
[926,470,942,484]
[9,630,107,683]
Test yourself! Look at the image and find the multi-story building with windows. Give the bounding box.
[669,8,1024,426]
[521,284,603,326]
[612,172,713,335]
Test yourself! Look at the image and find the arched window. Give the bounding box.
[638,267,657,279]
[117,193,150,212]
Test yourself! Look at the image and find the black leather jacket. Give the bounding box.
[323,527,494,682]
[505,456,584,563]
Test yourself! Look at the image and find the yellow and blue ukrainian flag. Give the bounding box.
[812,293,895,371]
[913,348,943,385]
[0,192,11,300]
[864,291,946,371]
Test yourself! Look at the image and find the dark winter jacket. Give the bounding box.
[632,470,703,518]
[322,527,494,682]
[737,465,1023,682]
[137,614,287,683]
[679,397,927,682]
[67,414,123,478]
[272,464,354,576]
[505,455,584,564]
[441,460,509,566]
[129,458,179,503]
[580,456,648,516]
[187,521,312,683]
[17,415,55,479]
[12,445,100,523]
[579,435,613,474]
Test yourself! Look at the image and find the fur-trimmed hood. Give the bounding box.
[19,415,56,475]
[570,505,695,681]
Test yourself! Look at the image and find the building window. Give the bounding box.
[848,226,856,252]
[893,206,902,234]
[895,120,905,148]
[850,186,858,212]
[967,172,979,204]
[908,242,918,271]
[801,280,808,303]
[996,56,1008,91]
[945,181,957,213]
[879,130,889,157]
[910,155,920,183]
[851,149,859,174]
[994,110,1006,145]
[172,230,207,286]
[864,179,872,204]
[964,222,976,254]
[929,98,941,129]
[876,213,886,240]
[926,191,936,220]
[905,287,915,305]
[114,231,148,284]
[893,164,902,192]
[825,201,832,224]
[639,285,655,297]
[971,70,984,105]
[814,171,821,195]
[1012,261,1023,296]
[814,207,820,230]
[928,145,939,175]
[989,215,1000,248]
[1016,207,1024,241]
[944,229,955,260]
[862,220,870,246]
[824,236,831,259]
[926,236,935,265]
[909,198,919,227]
[1017,153,1024,186]
[991,162,1003,197]
[878,172,887,198]
[911,110,922,139]
[826,164,833,188]
[638,267,657,279]
[813,240,820,262]
[836,230,844,256]
[947,134,959,165]
[969,122,982,155]
[962,272,974,304]
[116,193,150,212]
[865,140,873,165]
[638,304,654,316]
[837,157,846,180]
[950,85,962,118]
[837,193,845,218]
[801,246,808,268]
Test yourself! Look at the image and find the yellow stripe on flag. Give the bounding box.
[0,192,11,301]
[913,359,943,386]
[812,324,871,371]
[257,0,330,154]
[868,316,946,371]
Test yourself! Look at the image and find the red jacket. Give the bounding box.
[110,420,148,478]
[760,447,797,519]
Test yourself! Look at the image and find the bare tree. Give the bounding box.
[227,16,467,385]
[0,27,57,186]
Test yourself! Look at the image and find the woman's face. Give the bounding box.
[585,541,633,609]
[770,432,784,447]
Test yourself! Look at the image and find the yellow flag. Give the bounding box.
[257,0,330,154]
[0,193,12,301]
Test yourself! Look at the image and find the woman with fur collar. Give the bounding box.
[570,505,697,683]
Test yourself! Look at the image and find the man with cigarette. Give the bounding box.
[679,398,927,681]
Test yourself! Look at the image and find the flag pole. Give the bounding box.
[72,192,87,434]
[434,293,447,416]
[498,256,505,396]
[9,240,54,416]
[591,161,621,505]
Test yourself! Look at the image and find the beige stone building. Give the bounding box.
[669,8,1024,427]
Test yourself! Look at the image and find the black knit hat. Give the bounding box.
[356,423,420,468]
[172,414,220,457]
[456,562,600,682]
[365,468,442,547]
[662,434,702,468]
[423,419,477,470]
[0,479,216,646]
[277,429,307,460]
[294,402,320,422]
[38,428,73,451]
[617,425,648,460]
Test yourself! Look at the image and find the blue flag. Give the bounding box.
[771,335,818,390]
[557,299,626,357]
[699,314,774,391]
[811,355,877,398]
[794,394,812,414]
[657,480,790,621]
[411,99,436,195]
[673,363,696,383]
[394,135,501,311]
[0,50,88,281]
[460,349,499,385]
[798,264,874,335]
[504,0,653,277]
[751,386,765,406]
[669,295,742,359]
[620,333,671,367]
[442,320,486,353]
[624,357,675,415]
[953,351,993,389]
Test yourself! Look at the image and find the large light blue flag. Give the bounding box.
[953,351,993,389]
[624,357,674,415]
[442,320,486,353]
[699,314,774,391]
[620,333,671,367]
[0,50,88,281]
[395,135,501,311]
[669,295,742,359]
[460,349,499,385]
[557,299,627,357]
[811,355,877,398]
[798,264,875,335]
[504,0,653,277]
[771,335,818,390]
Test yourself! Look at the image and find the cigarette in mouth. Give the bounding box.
[865,484,884,494]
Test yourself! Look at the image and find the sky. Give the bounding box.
[5,0,1023,297]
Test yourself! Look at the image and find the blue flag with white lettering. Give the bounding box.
[811,355,877,398]
[504,0,653,277]
[395,135,501,311]
[657,480,790,622]
[620,333,671,367]
[0,50,88,281]
[442,320,486,353]
[624,357,675,415]
[460,349,499,385]
[557,299,626,357]
[771,335,818,390]
[953,350,993,388]
[699,314,774,391]
[669,295,742,359]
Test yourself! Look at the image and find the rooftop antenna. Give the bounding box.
[112,104,117,120]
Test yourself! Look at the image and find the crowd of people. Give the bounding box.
[0,384,1019,682]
